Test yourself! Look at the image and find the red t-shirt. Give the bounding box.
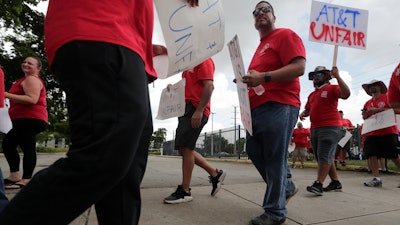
[183,58,214,117]
[248,28,306,109]
[8,76,48,123]
[44,0,156,78]
[341,118,353,130]
[305,84,342,128]
[363,94,397,136]
[0,67,4,107]
[292,128,310,147]
[388,63,400,104]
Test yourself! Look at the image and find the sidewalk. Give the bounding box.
[2,154,400,225]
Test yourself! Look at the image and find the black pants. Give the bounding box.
[2,118,46,179]
[0,41,153,225]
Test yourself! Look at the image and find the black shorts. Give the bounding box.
[363,134,399,159]
[174,102,208,150]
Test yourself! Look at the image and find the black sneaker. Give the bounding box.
[323,180,342,192]
[163,185,193,204]
[209,169,226,196]
[307,181,323,196]
[249,214,286,225]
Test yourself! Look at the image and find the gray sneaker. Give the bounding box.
[364,178,382,187]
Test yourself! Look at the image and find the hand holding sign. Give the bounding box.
[154,0,225,78]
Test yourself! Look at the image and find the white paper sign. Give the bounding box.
[362,109,396,135]
[309,0,368,49]
[338,131,352,147]
[227,35,252,135]
[288,143,295,153]
[154,0,225,78]
[156,79,186,120]
[0,107,12,133]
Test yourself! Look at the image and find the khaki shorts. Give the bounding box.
[293,147,308,157]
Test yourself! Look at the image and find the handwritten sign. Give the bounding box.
[309,1,368,49]
[227,35,252,135]
[362,109,396,135]
[154,0,225,78]
[156,79,186,120]
[338,131,352,147]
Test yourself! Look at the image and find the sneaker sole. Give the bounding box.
[306,186,323,196]
[211,171,227,197]
[364,183,382,187]
[323,189,342,192]
[163,196,193,204]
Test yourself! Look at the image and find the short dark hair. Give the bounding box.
[256,1,275,16]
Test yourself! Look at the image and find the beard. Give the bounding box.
[314,80,326,87]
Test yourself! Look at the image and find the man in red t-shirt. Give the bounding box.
[163,58,226,204]
[300,66,350,195]
[362,79,400,188]
[291,122,310,168]
[240,2,306,224]
[335,110,354,166]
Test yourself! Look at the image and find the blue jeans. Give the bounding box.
[0,168,8,212]
[246,102,299,221]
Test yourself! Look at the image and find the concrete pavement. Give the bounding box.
[1,153,400,224]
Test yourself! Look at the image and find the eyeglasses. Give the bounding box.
[252,6,272,17]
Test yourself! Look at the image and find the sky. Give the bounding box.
[37,0,400,140]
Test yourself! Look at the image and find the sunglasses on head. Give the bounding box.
[253,6,272,17]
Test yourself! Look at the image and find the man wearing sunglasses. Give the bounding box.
[241,1,306,225]
[300,66,350,196]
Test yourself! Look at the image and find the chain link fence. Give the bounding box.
[162,125,248,159]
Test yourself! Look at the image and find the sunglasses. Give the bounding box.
[252,6,272,17]
[313,72,326,78]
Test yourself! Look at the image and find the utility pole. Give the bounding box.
[211,112,215,156]
[233,106,237,155]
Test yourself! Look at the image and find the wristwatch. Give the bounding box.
[264,72,271,82]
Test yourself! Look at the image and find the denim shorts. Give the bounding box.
[311,126,344,164]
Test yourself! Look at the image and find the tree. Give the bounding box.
[203,134,231,155]
[1,0,70,143]
[151,128,167,149]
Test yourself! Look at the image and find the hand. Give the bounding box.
[242,70,264,87]
[330,66,339,79]
[191,110,203,128]
[153,44,167,56]
[166,84,172,92]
